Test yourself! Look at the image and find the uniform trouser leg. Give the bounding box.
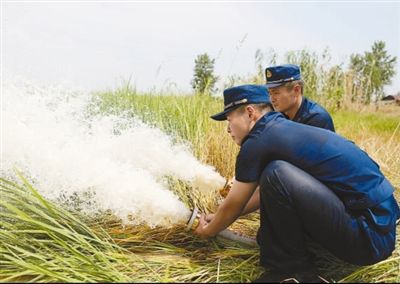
[257,160,380,273]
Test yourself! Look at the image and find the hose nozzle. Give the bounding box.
[186,207,200,231]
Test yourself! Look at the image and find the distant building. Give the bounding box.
[381,93,400,106]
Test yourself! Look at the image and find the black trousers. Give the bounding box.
[257,160,395,273]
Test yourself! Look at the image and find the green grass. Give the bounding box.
[2,87,399,283]
[332,109,400,135]
[0,174,139,282]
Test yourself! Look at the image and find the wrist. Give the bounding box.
[203,222,218,238]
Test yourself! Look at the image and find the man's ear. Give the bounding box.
[293,84,302,96]
[245,105,256,120]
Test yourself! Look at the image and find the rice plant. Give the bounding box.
[0,173,141,282]
[0,174,264,283]
[2,83,399,282]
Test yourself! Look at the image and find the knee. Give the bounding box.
[259,160,296,205]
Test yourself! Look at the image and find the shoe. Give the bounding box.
[252,270,328,283]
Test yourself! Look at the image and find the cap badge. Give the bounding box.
[266,70,272,78]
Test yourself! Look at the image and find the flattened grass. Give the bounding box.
[0,176,265,283]
[0,175,139,282]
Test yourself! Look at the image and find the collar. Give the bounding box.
[293,96,307,121]
[241,111,284,145]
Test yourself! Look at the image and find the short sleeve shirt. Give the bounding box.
[235,112,399,232]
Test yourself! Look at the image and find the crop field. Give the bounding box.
[1,87,399,283]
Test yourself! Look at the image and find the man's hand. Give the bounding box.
[196,180,258,238]
[194,214,215,240]
[205,213,215,222]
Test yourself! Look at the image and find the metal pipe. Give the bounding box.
[186,207,258,247]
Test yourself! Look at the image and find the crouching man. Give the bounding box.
[194,84,399,283]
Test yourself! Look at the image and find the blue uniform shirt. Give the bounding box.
[291,97,335,132]
[236,112,399,232]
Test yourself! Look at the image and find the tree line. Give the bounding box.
[191,41,397,107]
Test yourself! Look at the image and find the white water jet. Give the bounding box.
[1,81,225,227]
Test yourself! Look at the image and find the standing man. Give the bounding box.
[196,84,399,283]
[265,64,335,131]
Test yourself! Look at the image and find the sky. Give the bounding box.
[2,1,400,94]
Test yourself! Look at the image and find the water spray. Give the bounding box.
[186,207,258,247]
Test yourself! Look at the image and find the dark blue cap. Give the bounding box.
[265,64,301,88]
[211,84,271,121]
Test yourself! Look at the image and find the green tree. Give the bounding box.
[350,41,397,103]
[191,53,218,95]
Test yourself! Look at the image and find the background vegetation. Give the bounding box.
[1,43,399,282]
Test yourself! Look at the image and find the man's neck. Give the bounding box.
[249,110,271,131]
[285,96,303,120]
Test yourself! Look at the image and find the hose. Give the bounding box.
[186,207,258,247]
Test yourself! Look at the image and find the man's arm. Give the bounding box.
[205,186,260,222]
[241,186,260,216]
[194,180,258,239]
[221,178,260,217]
